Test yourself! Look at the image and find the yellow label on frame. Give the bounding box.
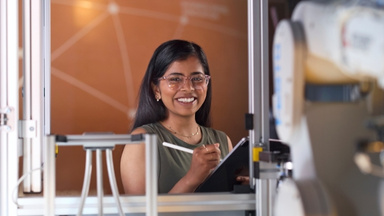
[253,147,263,162]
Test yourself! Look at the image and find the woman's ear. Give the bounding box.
[151,82,161,101]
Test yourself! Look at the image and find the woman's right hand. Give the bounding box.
[187,143,221,186]
[168,143,221,193]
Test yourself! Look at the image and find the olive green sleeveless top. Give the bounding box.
[141,122,229,193]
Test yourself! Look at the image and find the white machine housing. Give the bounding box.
[273,1,384,216]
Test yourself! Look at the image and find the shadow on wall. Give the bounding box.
[49,0,248,194]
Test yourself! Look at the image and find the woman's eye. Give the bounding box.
[192,76,203,82]
[169,77,183,82]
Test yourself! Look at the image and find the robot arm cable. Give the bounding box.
[12,166,44,206]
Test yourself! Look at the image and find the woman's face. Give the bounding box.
[153,56,208,119]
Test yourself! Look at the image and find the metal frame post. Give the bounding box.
[145,134,158,216]
[21,0,50,193]
[248,0,272,215]
[44,135,55,216]
[0,0,20,215]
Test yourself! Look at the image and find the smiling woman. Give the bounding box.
[50,0,248,195]
[120,40,237,194]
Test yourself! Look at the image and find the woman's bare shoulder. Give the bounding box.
[131,127,147,135]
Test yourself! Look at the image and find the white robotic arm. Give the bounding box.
[296,2,384,85]
[273,1,384,143]
[272,1,384,216]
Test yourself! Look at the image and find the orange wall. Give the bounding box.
[50,0,248,194]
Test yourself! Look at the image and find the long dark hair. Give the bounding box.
[132,39,212,130]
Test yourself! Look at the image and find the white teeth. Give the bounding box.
[177,97,194,102]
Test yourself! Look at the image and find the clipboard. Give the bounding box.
[194,137,249,193]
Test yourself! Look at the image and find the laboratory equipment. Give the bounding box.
[1,0,265,215]
[272,1,384,215]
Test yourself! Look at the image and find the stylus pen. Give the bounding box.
[162,142,194,154]
[162,142,222,161]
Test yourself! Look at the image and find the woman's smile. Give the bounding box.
[176,97,196,103]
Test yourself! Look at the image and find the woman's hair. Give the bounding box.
[132,39,212,130]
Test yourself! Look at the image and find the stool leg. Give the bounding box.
[77,149,93,216]
[106,149,124,216]
[96,149,103,216]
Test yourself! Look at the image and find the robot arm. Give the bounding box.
[294,2,384,86]
[272,2,384,216]
[273,1,384,143]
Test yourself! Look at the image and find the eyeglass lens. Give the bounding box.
[165,74,209,90]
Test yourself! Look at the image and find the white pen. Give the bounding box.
[162,142,222,162]
[162,142,194,154]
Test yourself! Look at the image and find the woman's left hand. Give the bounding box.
[236,176,250,185]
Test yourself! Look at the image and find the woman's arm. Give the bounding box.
[120,127,147,194]
[227,135,233,152]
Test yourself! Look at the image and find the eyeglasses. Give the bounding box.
[158,74,210,90]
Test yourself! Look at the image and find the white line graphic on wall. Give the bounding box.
[50,0,245,120]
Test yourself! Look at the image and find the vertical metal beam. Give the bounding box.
[145,134,158,216]
[248,0,262,174]
[248,0,271,215]
[256,177,277,216]
[0,0,19,215]
[30,0,43,193]
[248,0,270,156]
[260,0,270,148]
[43,3,52,213]
[43,0,51,137]
[44,135,55,216]
[22,0,50,193]
[22,0,32,192]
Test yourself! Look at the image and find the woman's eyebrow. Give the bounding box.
[191,71,204,75]
[168,71,204,76]
[167,72,184,76]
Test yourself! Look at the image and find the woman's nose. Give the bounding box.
[180,78,195,91]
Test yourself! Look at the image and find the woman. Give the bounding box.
[120,39,233,194]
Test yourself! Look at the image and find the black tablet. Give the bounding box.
[195,137,249,193]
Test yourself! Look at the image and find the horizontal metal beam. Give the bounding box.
[17,193,256,215]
